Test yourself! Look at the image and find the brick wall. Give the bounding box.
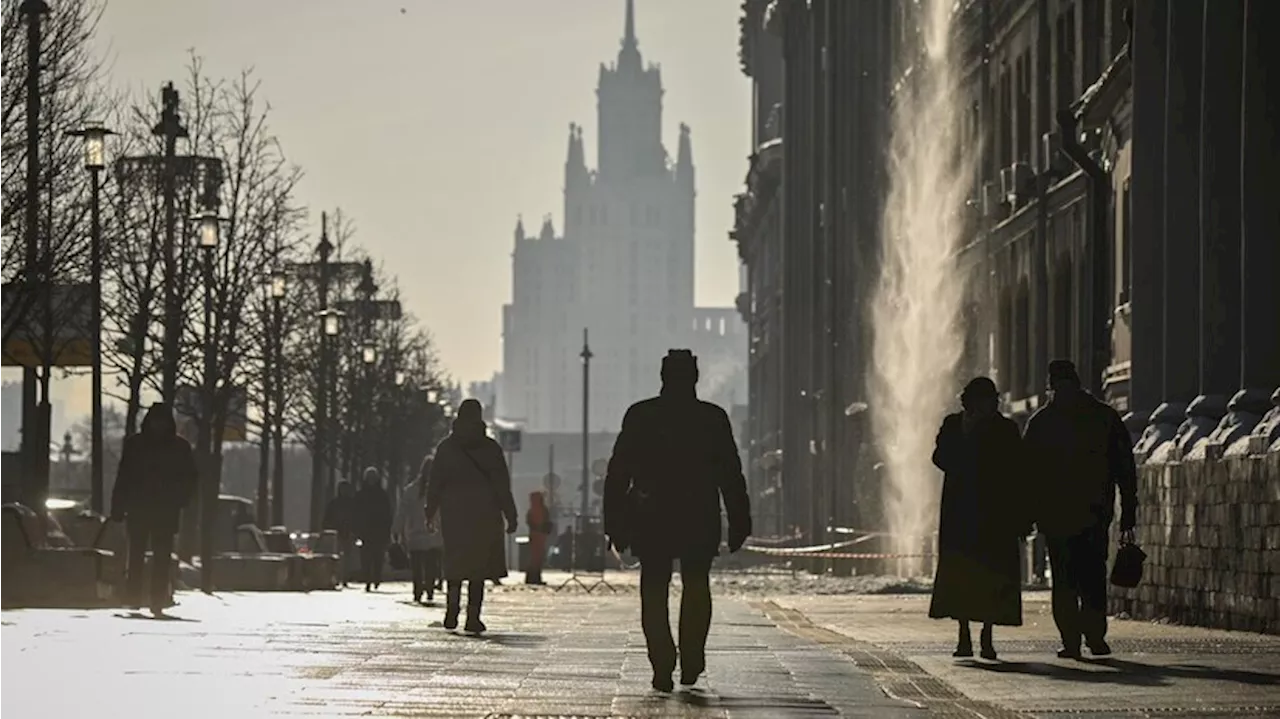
[1109,451,1280,634]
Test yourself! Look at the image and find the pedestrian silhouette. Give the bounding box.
[425,398,518,634]
[525,491,552,585]
[396,456,444,604]
[1022,359,1139,659]
[323,481,357,587]
[929,377,1028,659]
[603,349,752,692]
[354,468,392,592]
[109,403,197,616]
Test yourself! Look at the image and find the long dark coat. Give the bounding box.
[354,484,392,545]
[602,389,752,560]
[425,418,517,581]
[110,404,198,535]
[928,411,1025,626]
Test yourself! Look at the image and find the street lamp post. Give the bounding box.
[315,307,343,528]
[67,122,115,515]
[269,269,287,527]
[310,216,334,530]
[195,211,222,594]
[359,341,377,475]
[580,328,592,521]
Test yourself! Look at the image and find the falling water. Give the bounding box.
[870,0,977,576]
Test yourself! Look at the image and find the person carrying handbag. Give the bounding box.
[425,399,518,634]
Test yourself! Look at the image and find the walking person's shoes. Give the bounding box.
[464,618,487,635]
[1087,639,1112,657]
[1057,647,1083,660]
[679,669,702,687]
[979,646,998,660]
[365,583,372,592]
[443,610,459,630]
[651,672,674,693]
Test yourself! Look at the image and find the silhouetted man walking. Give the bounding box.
[110,403,197,616]
[1023,360,1138,659]
[604,350,752,692]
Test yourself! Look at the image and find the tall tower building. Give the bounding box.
[501,0,741,434]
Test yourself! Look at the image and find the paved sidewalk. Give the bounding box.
[2,581,924,718]
[772,591,1280,718]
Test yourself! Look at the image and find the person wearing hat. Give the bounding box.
[603,349,752,692]
[425,398,518,634]
[928,377,1028,659]
[1023,359,1138,659]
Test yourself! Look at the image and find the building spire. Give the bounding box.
[624,0,636,49]
[618,0,640,69]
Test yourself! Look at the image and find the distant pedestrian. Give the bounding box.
[323,481,358,587]
[603,349,752,692]
[109,403,197,616]
[929,377,1028,659]
[354,468,392,592]
[525,491,553,585]
[396,456,444,604]
[425,399,518,634]
[1023,360,1138,659]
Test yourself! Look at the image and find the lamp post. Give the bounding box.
[269,269,287,527]
[316,306,343,528]
[359,341,377,474]
[67,122,114,515]
[195,211,222,594]
[580,328,592,521]
[309,217,335,530]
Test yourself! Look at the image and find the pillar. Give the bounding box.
[1239,0,1280,397]
[1128,0,1166,423]
[1194,0,1243,411]
[1159,0,1202,409]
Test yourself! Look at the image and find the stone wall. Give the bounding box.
[1109,451,1280,634]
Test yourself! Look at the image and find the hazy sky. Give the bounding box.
[86,0,750,389]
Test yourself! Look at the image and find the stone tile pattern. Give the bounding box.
[776,593,1280,718]
[1114,451,1280,633]
[1,586,926,719]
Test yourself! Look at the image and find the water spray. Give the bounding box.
[869,0,978,576]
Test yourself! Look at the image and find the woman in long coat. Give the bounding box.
[929,376,1027,659]
[395,456,445,604]
[425,399,518,634]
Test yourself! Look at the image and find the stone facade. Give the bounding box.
[733,0,1280,628]
[1111,451,1280,634]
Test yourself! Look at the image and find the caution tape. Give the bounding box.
[739,537,878,555]
[743,546,927,560]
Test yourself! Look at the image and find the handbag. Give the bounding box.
[387,542,409,571]
[1110,541,1147,588]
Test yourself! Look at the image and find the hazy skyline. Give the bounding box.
[91,0,750,387]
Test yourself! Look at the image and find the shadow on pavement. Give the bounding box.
[459,632,548,648]
[965,658,1280,687]
[672,688,839,714]
[113,611,200,623]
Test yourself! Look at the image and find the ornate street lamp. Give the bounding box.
[319,308,345,337]
[65,121,114,515]
[394,370,406,387]
[192,210,225,595]
[361,342,378,365]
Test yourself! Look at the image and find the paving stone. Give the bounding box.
[1,581,926,718]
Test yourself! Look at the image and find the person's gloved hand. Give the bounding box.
[506,518,518,535]
[728,525,749,553]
